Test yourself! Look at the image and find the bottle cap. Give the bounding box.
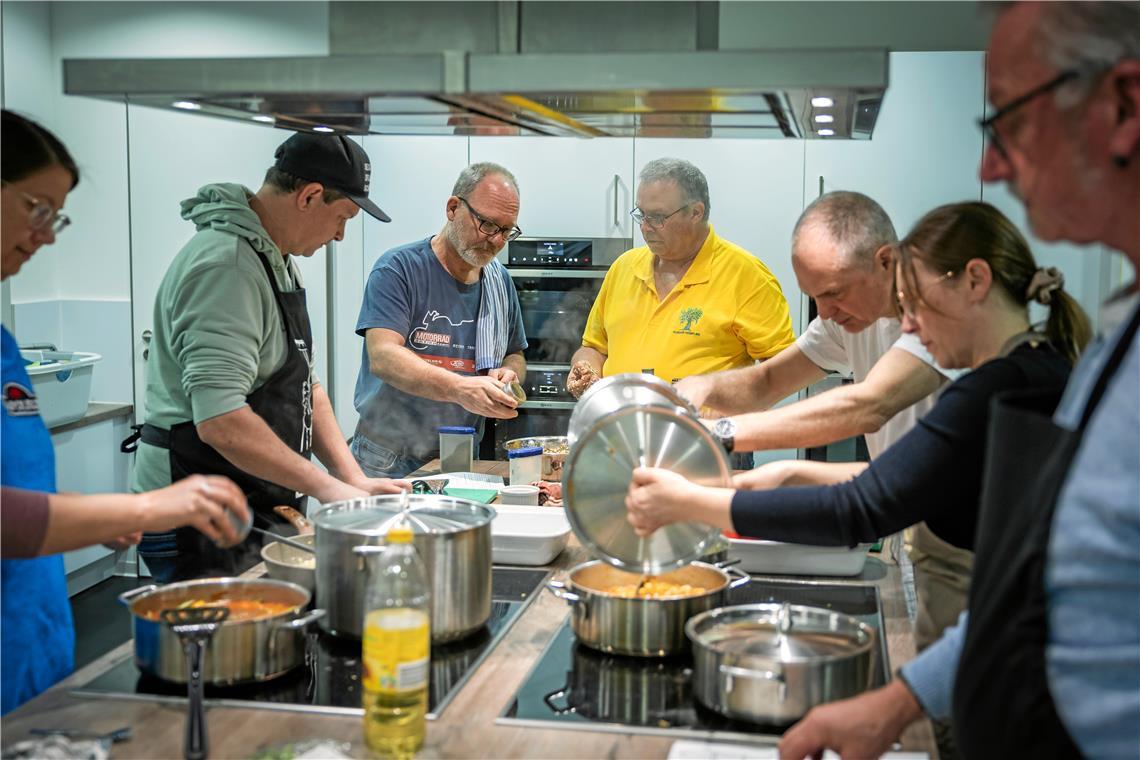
[386,522,415,544]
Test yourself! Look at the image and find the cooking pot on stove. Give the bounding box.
[311,494,493,642]
[687,602,876,724]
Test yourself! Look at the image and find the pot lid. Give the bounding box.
[564,404,730,573]
[569,373,697,446]
[687,603,874,662]
[311,494,494,536]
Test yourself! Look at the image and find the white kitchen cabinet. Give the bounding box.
[804,52,987,239]
[468,136,635,239]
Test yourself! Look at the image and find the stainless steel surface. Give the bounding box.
[546,561,749,657]
[63,1,887,141]
[567,373,697,445]
[260,533,317,594]
[311,495,494,642]
[118,578,323,685]
[686,603,876,723]
[564,396,729,573]
[503,269,608,280]
[504,436,569,481]
[250,527,313,554]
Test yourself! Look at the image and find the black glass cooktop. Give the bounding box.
[500,579,888,741]
[74,567,549,719]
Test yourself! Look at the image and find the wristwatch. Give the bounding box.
[712,417,737,454]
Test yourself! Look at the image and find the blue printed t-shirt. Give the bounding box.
[1,326,74,715]
[353,237,527,459]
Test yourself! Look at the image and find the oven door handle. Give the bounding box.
[519,400,576,410]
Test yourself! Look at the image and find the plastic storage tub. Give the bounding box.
[491,505,571,566]
[19,350,101,428]
[727,536,871,577]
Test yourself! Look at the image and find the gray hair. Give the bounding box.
[639,158,711,221]
[793,191,897,268]
[452,161,519,198]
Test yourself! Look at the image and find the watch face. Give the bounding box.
[714,418,735,437]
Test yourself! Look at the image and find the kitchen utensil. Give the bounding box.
[498,484,540,506]
[119,578,324,684]
[567,373,697,445]
[563,403,730,573]
[161,606,229,760]
[273,504,313,534]
[249,526,314,554]
[686,602,876,723]
[311,494,494,642]
[504,379,527,404]
[491,505,571,566]
[725,536,872,576]
[546,560,750,657]
[260,533,317,593]
[215,501,253,549]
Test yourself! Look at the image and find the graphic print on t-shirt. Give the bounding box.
[409,309,476,374]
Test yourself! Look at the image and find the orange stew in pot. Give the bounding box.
[142,599,296,623]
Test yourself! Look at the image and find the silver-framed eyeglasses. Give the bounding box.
[897,269,956,318]
[2,181,70,235]
[456,196,522,242]
[630,204,691,229]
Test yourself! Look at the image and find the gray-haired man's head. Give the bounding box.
[444,162,520,269]
[634,158,713,262]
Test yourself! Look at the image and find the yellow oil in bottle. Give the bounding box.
[363,608,430,758]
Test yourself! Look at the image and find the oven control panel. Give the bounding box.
[508,240,592,268]
[522,366,574,402]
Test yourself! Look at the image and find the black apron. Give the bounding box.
[953,306,1140,759]
[138,252,314,580]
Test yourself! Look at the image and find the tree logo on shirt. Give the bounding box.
[674,307,704,335]
[2,382,39,417]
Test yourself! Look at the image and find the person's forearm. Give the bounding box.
[37,492,154,555]
[704,364,784,414]
[689,486,736,531]
[776,461,868,487]
[310,384,365,483]
[1,487,50,557]
[733,382,892,452]
[897,612,969,721]
[198,406,343,500]
[570,345,606,371]
[502,352,527,381]
[370,342,468,402]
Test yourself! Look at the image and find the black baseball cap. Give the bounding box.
[273,132,391,223]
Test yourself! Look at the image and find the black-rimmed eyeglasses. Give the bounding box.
[630,204,691,229]
[457,197,522,242]
[978,69,1080,159]
[2,180,71,235]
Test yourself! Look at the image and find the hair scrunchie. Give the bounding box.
[1025,266,1065,305]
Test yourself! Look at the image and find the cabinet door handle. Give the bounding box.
[141,329,152,361]
[613,174,620,227]
[818,175,825,198]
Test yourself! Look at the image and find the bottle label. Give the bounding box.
[362,608,430,693]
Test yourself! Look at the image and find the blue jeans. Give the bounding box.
[730,451,755,470]
[138,531,179,583]
[351,435,431,479]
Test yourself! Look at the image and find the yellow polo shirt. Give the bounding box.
[581,227,795,383]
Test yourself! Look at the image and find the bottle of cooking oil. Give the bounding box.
[362,521,430,758]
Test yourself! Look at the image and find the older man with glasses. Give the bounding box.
[779,3,1140,759]
[351,162,527,478]
[566,157,795,468]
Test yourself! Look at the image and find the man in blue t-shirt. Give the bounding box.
[351,162,527,477]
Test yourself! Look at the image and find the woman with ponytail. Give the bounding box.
[625,201,1089,596]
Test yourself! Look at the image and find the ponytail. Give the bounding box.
[1026,267,1092,364]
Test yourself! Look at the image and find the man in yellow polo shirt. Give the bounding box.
[567,157,794,466]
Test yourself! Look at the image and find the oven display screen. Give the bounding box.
[539,242,565,257]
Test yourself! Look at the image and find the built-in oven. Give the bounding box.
[480,237,630,459]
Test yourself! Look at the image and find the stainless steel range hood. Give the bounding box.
[62,1,887,139]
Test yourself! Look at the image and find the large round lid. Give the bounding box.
[568,373,697,445]
[564,404,730,573]
[686,603,875,662]
[311,494,494,536]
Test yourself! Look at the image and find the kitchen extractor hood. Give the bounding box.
[62,1,887,139]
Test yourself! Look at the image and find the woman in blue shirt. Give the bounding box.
[1,110,250,715]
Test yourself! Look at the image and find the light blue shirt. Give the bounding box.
[899,292,1140,758]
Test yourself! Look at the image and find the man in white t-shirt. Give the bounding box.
[677,190,969,651]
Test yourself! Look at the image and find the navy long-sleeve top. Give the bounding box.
[730,342,1072,550]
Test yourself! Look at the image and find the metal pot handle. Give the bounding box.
[352,544,386,557]
[118,584,159,605]
[546,580,589,620]
[276,608,327,631]
[725,566,751,590]
[542,684,577,716]
[714,557,742,569]
[719,662,785,699]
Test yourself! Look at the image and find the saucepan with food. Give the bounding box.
[260,505,316,593]
[119,578,324,684]
[546,560,750,657]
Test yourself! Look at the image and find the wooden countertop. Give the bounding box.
[0,460,936,758]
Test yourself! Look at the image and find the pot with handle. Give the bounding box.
[260,533,316,593]
[312,494,494,642]
[546,560,750,657]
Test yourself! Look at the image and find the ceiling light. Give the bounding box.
[811,97,834,108]
[312,125,335,133]
[817,128,835,136]
[814,114,834,123]
[172,100,201,110]
[252,115,275,124]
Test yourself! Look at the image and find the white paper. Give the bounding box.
[667,740,928,760]
[434,471,505,489]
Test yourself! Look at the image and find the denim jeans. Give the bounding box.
[730,451,755,470]
[137,530,179,583]
[351,435,431,479]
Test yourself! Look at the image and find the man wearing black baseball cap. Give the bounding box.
[130,131,407,583]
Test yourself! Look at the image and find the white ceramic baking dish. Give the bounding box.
[726,537,872,577]
[491,506,571,566]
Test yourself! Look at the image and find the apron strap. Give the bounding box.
[1076,302,1140,431]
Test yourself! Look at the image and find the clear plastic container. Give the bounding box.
[508,445,543,486]
[362,522,431,758]
[437,426,475,472]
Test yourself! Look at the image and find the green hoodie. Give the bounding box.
[131,183,317,492]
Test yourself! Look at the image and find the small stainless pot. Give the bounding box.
[686,602,876,724]
[312,494,494,643]
[546,560,750,657]
[260,533,316,594]
[119,578,325,685]
[504,436,569,481]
